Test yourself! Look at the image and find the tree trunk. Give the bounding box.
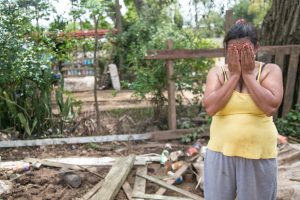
[93,16,101,131]
[260,0,300,45]
[134,0,144,17]
[115,0,124,73]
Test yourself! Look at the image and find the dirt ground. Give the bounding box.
[0,141,203,200]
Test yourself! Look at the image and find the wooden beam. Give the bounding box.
[80,180,104,200]
[274,48,286,118]
[90,155,135,200]
[146,48,224,59]
[0,133,152,148]
[24,158,82,170]
[282,51,299,116]
[45,155,159,166]
[132,166,147,200]
[122,181,133,200]
[166,39,177,130]
[145,45,300,60]
[137,174,203,200]
[275,48,286,70]
[156,163,190,195]
[151,128,197,141]
[132,193,192,200]
[225,10,234,33]
[298,79,300,105]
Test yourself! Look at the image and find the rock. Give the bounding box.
[64,76,95,92]
[59,170,82,188]
[0,180,13,195]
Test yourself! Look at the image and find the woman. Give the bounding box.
[203,19,283,200]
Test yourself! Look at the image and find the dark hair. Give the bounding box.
[223,20,258,48]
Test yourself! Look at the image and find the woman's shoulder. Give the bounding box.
[207,65,227,84]
[260,62,282,81]
[262,62,282,74]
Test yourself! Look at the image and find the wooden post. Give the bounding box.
[224,10,234,64]
[274,49,286,118]
[166,39,176,130]
[282,49,299,116]
[225,10,234,33]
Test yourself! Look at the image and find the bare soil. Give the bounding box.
[0,141,203,200]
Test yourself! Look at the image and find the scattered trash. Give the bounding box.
[160,149,170,165]
[169,150,184,162]
[167,171,183,184]
[0,161,30,175]
[165,160,185,172]
[186,141,201,157]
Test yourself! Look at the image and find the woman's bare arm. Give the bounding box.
[243,64,283,116]
[203,67,240,116]
[241,45,283,116]
[204,46,241,116]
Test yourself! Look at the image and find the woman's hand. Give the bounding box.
[227,46,241,76]
[241,44,255,76]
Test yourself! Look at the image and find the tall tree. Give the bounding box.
[260,0,300,45]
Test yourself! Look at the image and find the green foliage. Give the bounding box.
[181,127,205,144]
[114,4,215,119]
[232,0,271,26]
[0,1,54,138]
[275,105,300,139]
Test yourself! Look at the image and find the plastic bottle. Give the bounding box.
[186,140,201,157]
[167,171,183,184]
[160,149,170,165]
[169,150,184,162]
[171,161,184,171]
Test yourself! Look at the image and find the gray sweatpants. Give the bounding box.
[204,149,277,200]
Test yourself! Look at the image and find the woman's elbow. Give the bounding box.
[265,107,277,117]
[204,105,216,116]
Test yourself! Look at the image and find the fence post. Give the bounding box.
[282,48,299,116]
[166,39,176,130]
[224,10,234,64]
[225,10,234,33]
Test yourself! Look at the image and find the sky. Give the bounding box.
[40,0,231,27]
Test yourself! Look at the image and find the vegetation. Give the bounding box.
[276,105,300,139]
[0,0,297,138]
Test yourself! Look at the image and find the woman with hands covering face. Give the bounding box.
[203,20,283,200]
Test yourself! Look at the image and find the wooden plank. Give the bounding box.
[151,128,197,141]
[132,193,192,200]
[166,39,177,130]
[298,80,300,104]
[274,48,285,70]
[0,128,200,148]
[44,155,160,166]
[132,166,147,200]
[24,158,82,170]
[145,45,300,60]
[137,174,203,200]
[90,155,135,200]
[225,10,234,32]
[273,48,286,118]
[0,133,152,148]
[156,163,190,195]
[282,52,299,116]
[80,180,104,200]
[146,48,224,60]
[122,181,133,200]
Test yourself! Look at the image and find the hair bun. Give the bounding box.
[235,19,246,25]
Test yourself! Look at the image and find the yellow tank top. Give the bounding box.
[207,63,278,159]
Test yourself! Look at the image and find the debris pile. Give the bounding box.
[0,142,206,199]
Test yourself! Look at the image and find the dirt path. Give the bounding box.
[52,90,199,112]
